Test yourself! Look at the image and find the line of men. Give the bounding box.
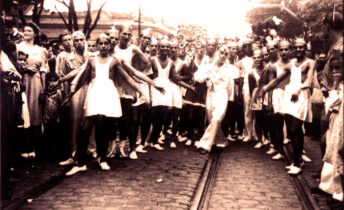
[50,24,320,177]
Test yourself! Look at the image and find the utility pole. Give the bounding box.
[138,4,142,45]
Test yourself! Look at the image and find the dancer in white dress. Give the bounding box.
[65,34,147,176]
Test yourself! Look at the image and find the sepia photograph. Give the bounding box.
[0,0,343,209]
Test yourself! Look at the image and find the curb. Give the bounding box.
[283,144,320,210]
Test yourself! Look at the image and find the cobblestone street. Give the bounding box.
[208,141,302,209]
[18,140,305,210]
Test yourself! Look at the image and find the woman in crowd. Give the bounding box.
[16,22,48,159]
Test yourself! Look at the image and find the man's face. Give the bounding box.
[218,48,228,63]
[228,46,237,57]
[293,43,306,58]
[242,44,252,56]
[97,37,110,55]
[279,44,290,60]
[169,45,178,58]
[87,40,97,52]
[252,51,262,67]
[119,30,132,46]
[73,35,85,51]
[150,43,158,56]
[142,36,151,48]
[261,48,269,62]
[206,43,216,56]
[109,32,119,48]
[159,44,170,56]
[62,35,72,51]
[267,45,277,59]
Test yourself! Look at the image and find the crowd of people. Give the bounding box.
[0,7,343,205]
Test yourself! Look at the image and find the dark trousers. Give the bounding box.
[170,107,181,142]
[148,106,169,144]
[178,104,189,136]
[185,104,206,141]
[133,103,151,146]
[285,114,304,167]
[253,110,269,141]
[270,113,285,154]
[221,101,244,137]
[75,115,116,165]
[119,98,135,151]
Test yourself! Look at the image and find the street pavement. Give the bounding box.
[208,141,302,210]
[9,136,333,210]
[19,143,208,210]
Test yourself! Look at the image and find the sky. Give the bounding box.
[45,0,259,38]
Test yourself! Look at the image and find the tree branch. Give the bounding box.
[55,0,69,8]
[55,6,70,32]
[70,0,79,31]
[83,0,92,34]
[18,4,27,25]
[86,0,109,38]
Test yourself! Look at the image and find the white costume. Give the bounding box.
[283,59,312,122]
[84,57,122,118]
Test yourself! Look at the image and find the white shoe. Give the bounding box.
[178,135,187,142]
[272,153,284,160]
[285,163,294,170]
[28,151,36,158]
[237,135,243,141]
[170,142,177,149]
[21,153,29,158]
[254,142,263,149]
[153,144,164,151]
[301,154,312,163]
[99,162,110,170]
[216,142,228,148]
[166,129,172,135]
[158,134,165,144]
[266,147,277,155]
[283,138,291,144]
[243,136,250,142]
[185,140,192,146]
[59,157,77,166]
[227,135,236,142]
[65,165,87,176]
[129,151,138,160]
[194,141,200,147]
[136,145,147,153]
[287,165,301,175]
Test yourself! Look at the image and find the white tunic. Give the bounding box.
[170,58,184,109]
[284,59,312,122]
[84,57,122,118]
[151,57,173,107]
[272,63,286,114]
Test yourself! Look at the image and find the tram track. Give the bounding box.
[190,142,320,210]
[190,149,221,210]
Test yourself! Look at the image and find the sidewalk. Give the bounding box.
[3,157,68,210]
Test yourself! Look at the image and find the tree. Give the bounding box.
[246,0,336,39]
[55,0,109,38]
[1,0,45,26]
